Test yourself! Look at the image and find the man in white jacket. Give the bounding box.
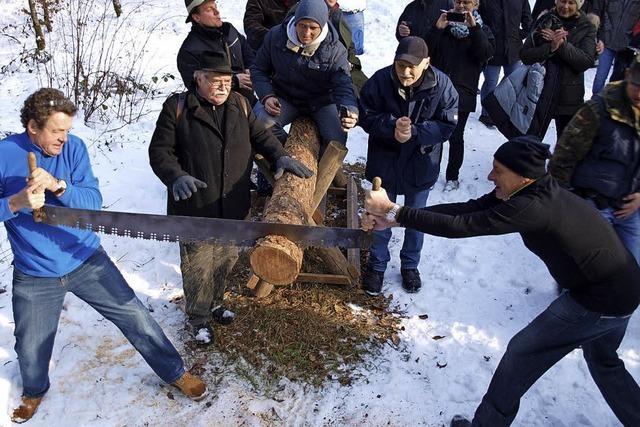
[339,0,366,54]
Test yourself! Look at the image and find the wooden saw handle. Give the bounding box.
[27,152,44,223]
[372,176,382,191]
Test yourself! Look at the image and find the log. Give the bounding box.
[310,141,348,219]
[250,118,320,285]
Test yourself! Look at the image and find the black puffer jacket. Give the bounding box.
[177,23,255,93]
[149,92,286,219]
[398,175,640,316]
[480,0,532,65]
[395,0,453,42]
[520,10,596,134]
[243,0,299,51]
[428,22,494,113]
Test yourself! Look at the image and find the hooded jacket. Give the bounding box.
[359,65,458,195]
[250,17,356,111]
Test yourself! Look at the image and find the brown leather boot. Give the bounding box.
[11,396,43,423]
[172,372,208,401]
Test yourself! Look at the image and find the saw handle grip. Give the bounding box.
[27,152,45,223]
[372,177,382,191]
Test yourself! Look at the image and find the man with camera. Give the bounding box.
[396,0,453,42]
[358,36,458,295]
[549,56,640,265]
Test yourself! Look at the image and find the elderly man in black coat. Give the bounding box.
[178,0,255,100]
[358,36,458,295]
[363,136,640,427]
[149,51,312,345]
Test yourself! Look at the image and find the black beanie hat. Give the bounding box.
[493,135,552,179]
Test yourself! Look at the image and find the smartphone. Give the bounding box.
[339,105,350,119]
[446,11,466,22]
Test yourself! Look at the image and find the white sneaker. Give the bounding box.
[444,180,460,192]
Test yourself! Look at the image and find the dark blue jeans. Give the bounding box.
[480,62,521,117]
[12,247,185,397]
[592,203,640,266]
[592,47,616,97]
[342,11,365,55]
[368,188,430,272]
[472,292,640,426]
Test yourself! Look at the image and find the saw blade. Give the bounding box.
[40,205,371,249]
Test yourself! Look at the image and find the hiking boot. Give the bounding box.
[188,322,214,346]
[478,114,495,128]
[11,396,43,424]
[450,415,472,427]
[211,305,236,325]
[362,267,384,296]
[444,180,460,192]
[172,372,208,401]
[401,269,422,293]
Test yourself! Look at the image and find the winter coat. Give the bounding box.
[250,21,357,111]
[148,91,287,220]
[395,0,453,42]
[594,0,640,52]
[397,174,640,316]
[549,81,640,203]
[481,62,546,138]
[243,0,299,51]
[428,22,494,113]
[285,4,368,95]
[479,0,532,65]
[520,11,596,132]
[359,65,458,195]
[177,23,255,94]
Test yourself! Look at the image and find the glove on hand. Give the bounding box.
[172,175,207,201]
[274,156,314,180]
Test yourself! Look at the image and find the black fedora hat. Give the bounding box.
[198,50,233,74]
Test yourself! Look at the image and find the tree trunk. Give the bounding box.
[39,0,52,32]
[112,0,122,17]
[28,0,45,51]
[250,117,320,285]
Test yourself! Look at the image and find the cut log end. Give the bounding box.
[250,235,303,285]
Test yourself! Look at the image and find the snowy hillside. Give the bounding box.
[0,0,637,426]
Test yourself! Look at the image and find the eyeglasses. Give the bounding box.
[203,77,232,89]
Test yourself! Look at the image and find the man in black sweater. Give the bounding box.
[363,135,640,427]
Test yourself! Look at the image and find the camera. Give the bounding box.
[446,11,466,22]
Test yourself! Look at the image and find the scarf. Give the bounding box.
[286,18,329,57]
[448,10,483,39]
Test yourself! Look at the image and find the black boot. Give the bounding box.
[450,415,471,427]
[362,267,384,296]
[211,305,236,325]
[401,269,422,293]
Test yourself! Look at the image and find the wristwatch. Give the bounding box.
[53,179,67,197]
[385,203,401,222]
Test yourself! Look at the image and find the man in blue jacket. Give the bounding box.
[358,36,458,295]
[251,0,359,146]
[1,89,206,423]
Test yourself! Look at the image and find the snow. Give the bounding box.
[0,0,637,426]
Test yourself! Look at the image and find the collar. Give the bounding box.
[601,81,640,132]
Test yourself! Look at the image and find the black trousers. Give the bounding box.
[554,114,574,140]
[445,111,470,181]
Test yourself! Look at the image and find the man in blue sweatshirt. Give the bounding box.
[0,89,207,423]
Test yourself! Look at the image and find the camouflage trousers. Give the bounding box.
[179,241,239,326]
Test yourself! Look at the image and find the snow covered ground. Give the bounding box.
[0,0,637,426]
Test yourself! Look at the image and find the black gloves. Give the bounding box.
[171,175,207,201]
[274,156,314,180]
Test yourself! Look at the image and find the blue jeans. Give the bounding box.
[592,47,617,97]
[12,247,185,397]
[480,62,521,116]
[342,11,365,55]
[368,188,430,271]
[590,203,640,265]
[254,98,347,145]
[472,292,640,426]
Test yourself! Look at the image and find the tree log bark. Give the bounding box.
[250,117,320,285]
